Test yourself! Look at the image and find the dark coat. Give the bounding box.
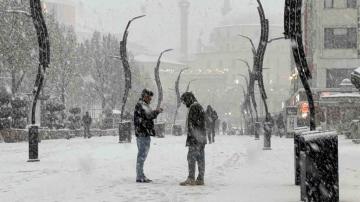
[186,102,207,146]
[276,114,285,129]
[82,115,92,126]
[133,99,159,137]
[205,107,218,129]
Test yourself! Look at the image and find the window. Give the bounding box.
[324,28,357,49]
[324,0,333,8]
[347,0,357,8]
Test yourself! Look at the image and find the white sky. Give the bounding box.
[75,0,285,55]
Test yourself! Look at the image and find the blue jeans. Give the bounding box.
[136,136,151,180]
[188,144,205,180]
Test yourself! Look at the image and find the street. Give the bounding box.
[1,135,359,202]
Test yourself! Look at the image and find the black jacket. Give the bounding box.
[133,99,159,137]
[82,115,92,126]
[205,108,218,129]
[186,102,207,146]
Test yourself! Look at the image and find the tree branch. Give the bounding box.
[109,55,122,60]
[238,34,257,55]
[0,10,32,17]
[14,71,26,93]
[268,37,285,43]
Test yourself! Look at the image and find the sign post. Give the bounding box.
[286,106,298,138]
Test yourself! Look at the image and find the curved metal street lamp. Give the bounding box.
[154,48,173,109]
[119,15,146,122]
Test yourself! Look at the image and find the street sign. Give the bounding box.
[286,106,298,133]
[286,106,298,116]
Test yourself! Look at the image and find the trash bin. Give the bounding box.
[154,122,166,138]
[119,121,132,143]
[294,128,313,185]
[172,124,182,136]
[300,131,339,202]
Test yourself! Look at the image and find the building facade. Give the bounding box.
[43,0,76,28]
[190,23,291,120]
[294,0,360,91]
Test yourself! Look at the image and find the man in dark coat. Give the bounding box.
[82,111,92,138]
[133,89,163,183]
[179,92,207,186]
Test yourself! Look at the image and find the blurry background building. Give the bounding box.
[291,0,360,92]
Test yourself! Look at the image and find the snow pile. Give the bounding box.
[0,135,359,202]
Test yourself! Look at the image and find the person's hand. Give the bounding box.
[156,108,163,113]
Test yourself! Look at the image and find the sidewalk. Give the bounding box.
[0,135,359,202]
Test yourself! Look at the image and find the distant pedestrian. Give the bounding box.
[133,89,163,183]
[205,105,218,143]
[276,113,285,137]
[222,121,228,135]
[215,119,220,135]
[82,111,92,138]
[179,92,207,186]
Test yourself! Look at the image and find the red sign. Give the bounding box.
[300,102,309,113]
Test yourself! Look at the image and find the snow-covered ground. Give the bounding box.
[0,135,359,202]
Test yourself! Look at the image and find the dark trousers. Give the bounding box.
[207,126,215,143]
[187,144,205,180]
[84,125,91,138]
[136,136,151,180]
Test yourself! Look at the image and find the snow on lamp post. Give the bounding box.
[154,49,173,110]
[119,15,145,122]
[28,0,50,162]
[284,0,315,131]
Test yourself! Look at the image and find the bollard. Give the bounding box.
[300,151,307,201]
[172,124,182,136]
[28,125,40,162]
[255,122,260,140]
[119,121,132,143]
[294,128,313,185]
[263,122,272,150]
[301,131,339,202]
[155,122,165,138]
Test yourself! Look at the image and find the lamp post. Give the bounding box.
[118,15,145,143]
[238,73,260,139]
[28,0,51,162]
[154,48,173,109]
[173,67,189,125]
[235,80,247,135]
[284,0,315,131]
[185,79,199,92]
[119,15,145,122]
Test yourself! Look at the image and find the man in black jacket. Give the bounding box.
[179,92,207,186]
[133,89,163,183]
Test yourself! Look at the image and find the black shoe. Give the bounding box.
[179,178,196,186]
[136,178,152,183]
[195,178,204,185]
